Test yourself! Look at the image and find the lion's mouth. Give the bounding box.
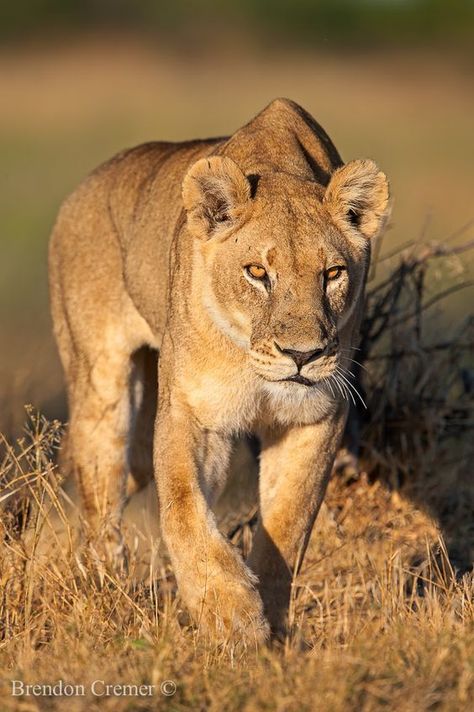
[281,374,318,387]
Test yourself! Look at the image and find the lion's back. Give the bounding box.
[48,137,223,349]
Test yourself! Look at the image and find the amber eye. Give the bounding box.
[246,264,267,280]
[325,266,344,281]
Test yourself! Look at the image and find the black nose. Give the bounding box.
[274,342,326,370]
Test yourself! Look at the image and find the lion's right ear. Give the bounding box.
[182,156,251,240]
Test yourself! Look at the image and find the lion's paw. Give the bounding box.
[178,557,270,646]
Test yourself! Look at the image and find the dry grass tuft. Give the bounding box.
[0,238,473,711]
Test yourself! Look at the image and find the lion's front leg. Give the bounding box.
[247,408,347,637]
[154,398,269,646]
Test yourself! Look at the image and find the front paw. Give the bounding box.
[176,546,270,646]
[199,573,270,646]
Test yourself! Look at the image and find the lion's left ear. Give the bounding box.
[182,156,251,240]
[324,159,390,240]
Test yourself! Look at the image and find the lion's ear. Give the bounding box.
[182,156,251,240]
[324,159,390,240]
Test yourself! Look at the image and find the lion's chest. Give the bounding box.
[184,366,334,433]
[184,369,260,433]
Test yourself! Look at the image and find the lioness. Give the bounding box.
[49,98,389,644]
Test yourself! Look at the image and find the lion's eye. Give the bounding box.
[325,266,345,281]
[246,264,267,280]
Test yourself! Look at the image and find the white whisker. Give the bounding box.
[338,352,368,372]
[332,373,350,404]
[335,366,367,409]
[338,366,357,380]
[323,376,336,399]
[335,371,355,405]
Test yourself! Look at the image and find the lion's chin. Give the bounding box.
[280,374,318,387]
[259,377,335,425]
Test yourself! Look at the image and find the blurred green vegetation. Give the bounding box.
[1,0,474,50]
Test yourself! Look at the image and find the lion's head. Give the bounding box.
[182,154,389,398]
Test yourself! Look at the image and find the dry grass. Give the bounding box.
[1,239,473,711]
[0,414,472,711]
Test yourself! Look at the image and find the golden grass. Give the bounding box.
[0,399,472,711]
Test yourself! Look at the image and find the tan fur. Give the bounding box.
[49,98,389,643]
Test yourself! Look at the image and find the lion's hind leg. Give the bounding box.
[65,341,133,571]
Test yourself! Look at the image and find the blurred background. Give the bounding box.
[1,0,473,435]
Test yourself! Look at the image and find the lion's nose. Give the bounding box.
[274,342,326,370]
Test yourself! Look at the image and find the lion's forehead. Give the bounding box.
[234,221,347,275]
[237,194,347,266]
[213,179,361,283]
